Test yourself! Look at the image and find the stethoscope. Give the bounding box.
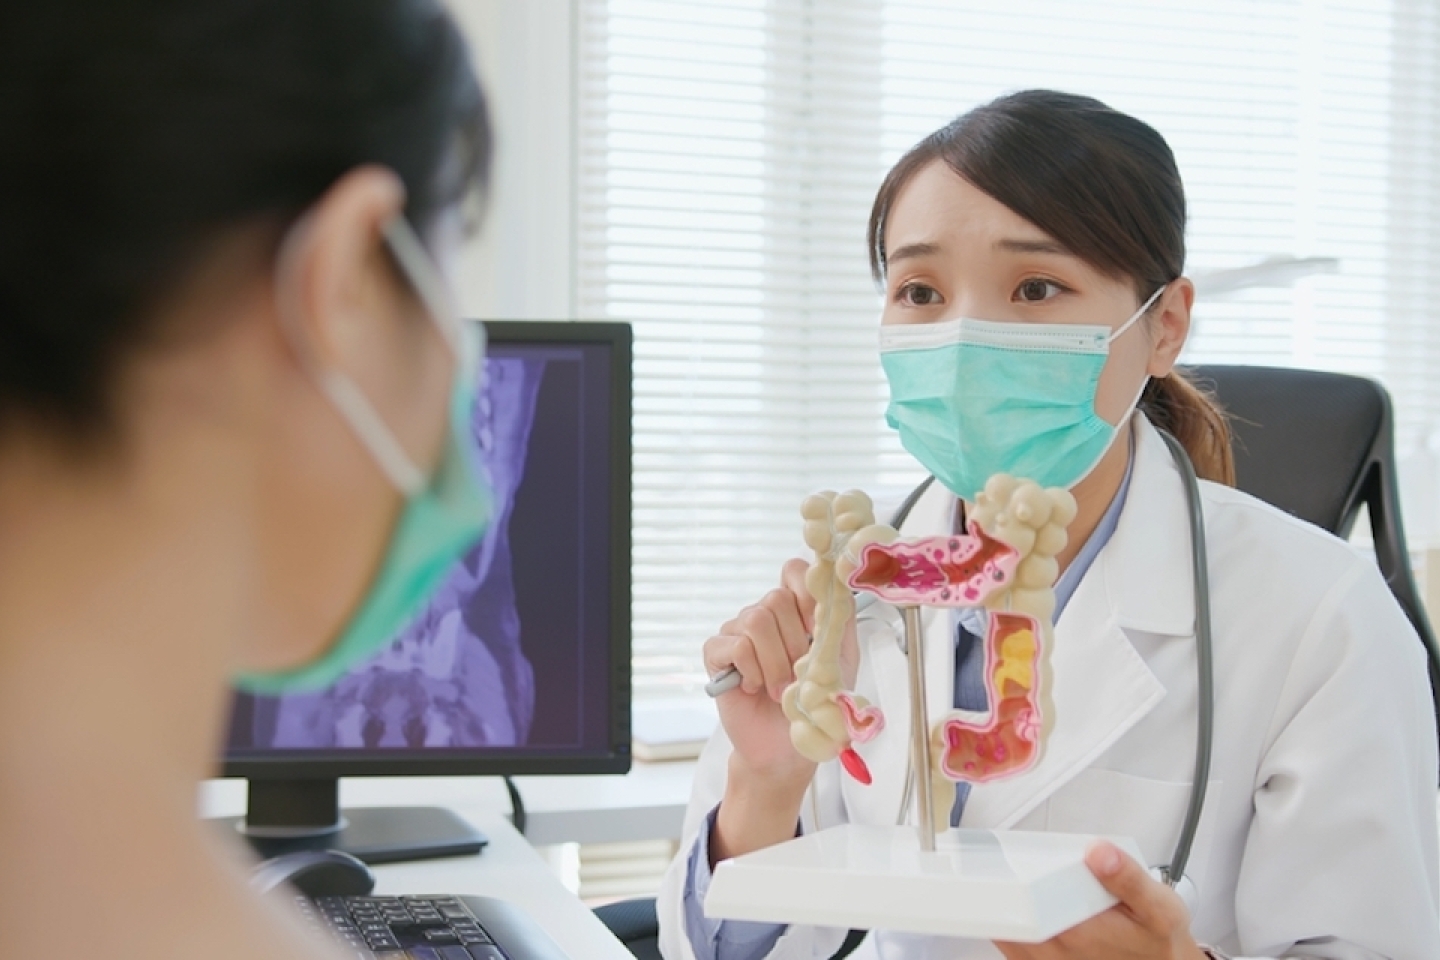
[703,430,1214,891]
[877,430,1214,892]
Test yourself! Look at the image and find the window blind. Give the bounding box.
[577,0,1440,697]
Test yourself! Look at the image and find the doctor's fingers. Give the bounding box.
[992,941,1049,960]
[1045,907,1171,960]
[702,632,786,700]
[996,919,1151,960]
[994,852,1192,960]
[736,600,806,699]
[755,587,811,664]
[1014,844,1195,960]
[1083,841,1190,936]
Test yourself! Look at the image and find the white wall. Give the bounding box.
[444,0,576,320]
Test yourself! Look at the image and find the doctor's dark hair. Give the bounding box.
[868,89,1235,486]
[0,0,490,440]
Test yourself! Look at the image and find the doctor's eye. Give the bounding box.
[1015,278,1065,303]
[896,281,943,307]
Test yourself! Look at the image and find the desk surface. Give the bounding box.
[366,810,633,960]
[201,766,698,959]
[202,761,697,848]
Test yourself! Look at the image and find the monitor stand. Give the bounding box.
[215,778,488,865]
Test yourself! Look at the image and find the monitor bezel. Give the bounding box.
[220,320,633,780]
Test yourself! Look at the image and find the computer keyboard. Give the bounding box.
[298,893,569,960]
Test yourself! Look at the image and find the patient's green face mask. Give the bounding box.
[235,219,491,695]
[880,287,1163,502]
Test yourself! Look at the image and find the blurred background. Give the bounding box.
[447,0,1440,704]
[427,0,1440,904]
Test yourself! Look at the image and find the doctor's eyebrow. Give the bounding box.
[886,241,942,265]
[996,237,1073,256]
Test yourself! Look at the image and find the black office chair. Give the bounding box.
[596,365,1440,957]
[1186,364,1440,752]
[593,898,663,960]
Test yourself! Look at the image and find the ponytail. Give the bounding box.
[1139,371,1235,486]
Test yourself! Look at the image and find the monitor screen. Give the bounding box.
[222,321,631,779]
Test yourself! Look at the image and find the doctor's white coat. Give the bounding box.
[658,417,1440,960]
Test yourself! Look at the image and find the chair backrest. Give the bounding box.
[1186,364,1440,751]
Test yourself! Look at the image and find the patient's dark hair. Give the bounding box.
[0,0,491,438]
[868,89,1234,485]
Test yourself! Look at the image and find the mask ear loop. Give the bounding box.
[384,217,488,404]
[1091,283,1168,464]
[274,214,431,496]
[1108,284,1168,344]
[381,218,473,361]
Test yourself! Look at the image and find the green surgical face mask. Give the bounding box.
[235,219,492,695]
[880,287,1164,502]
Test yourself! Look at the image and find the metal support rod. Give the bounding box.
[901,605,935,852]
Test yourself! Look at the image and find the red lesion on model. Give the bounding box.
[850,523,1017,595]
[850,549,903,588]
[941,522,1016,587]
[937,612,1044,783]
[839,746,873,785]
[941,697,1038,781]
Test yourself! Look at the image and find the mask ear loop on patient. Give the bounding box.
[274,214,475,497]
[380,218,478,371]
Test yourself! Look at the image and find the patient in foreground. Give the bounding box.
[0,2,492,956]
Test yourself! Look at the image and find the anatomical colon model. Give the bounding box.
[781,477,1076,832]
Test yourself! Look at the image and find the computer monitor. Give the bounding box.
[218,321,632,863]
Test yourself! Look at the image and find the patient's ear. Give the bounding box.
[273,166,410,383]
[1146,278,1194,378]
[234,167,422,680]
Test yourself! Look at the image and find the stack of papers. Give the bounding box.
[632,698,719,762]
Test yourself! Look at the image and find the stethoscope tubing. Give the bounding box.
[1156,429,1214,887]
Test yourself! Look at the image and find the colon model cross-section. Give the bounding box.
[839,477,1076,793]
[937,610,1043,781]
[847,524,1020,607]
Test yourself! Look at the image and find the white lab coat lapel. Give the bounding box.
[958,418,1187,829]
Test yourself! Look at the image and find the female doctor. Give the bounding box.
[658,90,1440,960]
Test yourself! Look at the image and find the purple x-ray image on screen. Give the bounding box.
[225,339,616,759]
[224,331,619,771]
[262,356,541,750]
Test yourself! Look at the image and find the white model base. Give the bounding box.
[705,824,1143,943]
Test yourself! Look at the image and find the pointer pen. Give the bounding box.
[704,592,881,697]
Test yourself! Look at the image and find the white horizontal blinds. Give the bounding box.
[1387,0,1440,525]
[883,1,1373,372]
[883,0,1440,516]
[577,0,894,697]
[580,0,1440,697]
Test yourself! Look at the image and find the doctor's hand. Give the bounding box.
[703,559,859,865]
[704,559,824,782]
[994,841,1206,960]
